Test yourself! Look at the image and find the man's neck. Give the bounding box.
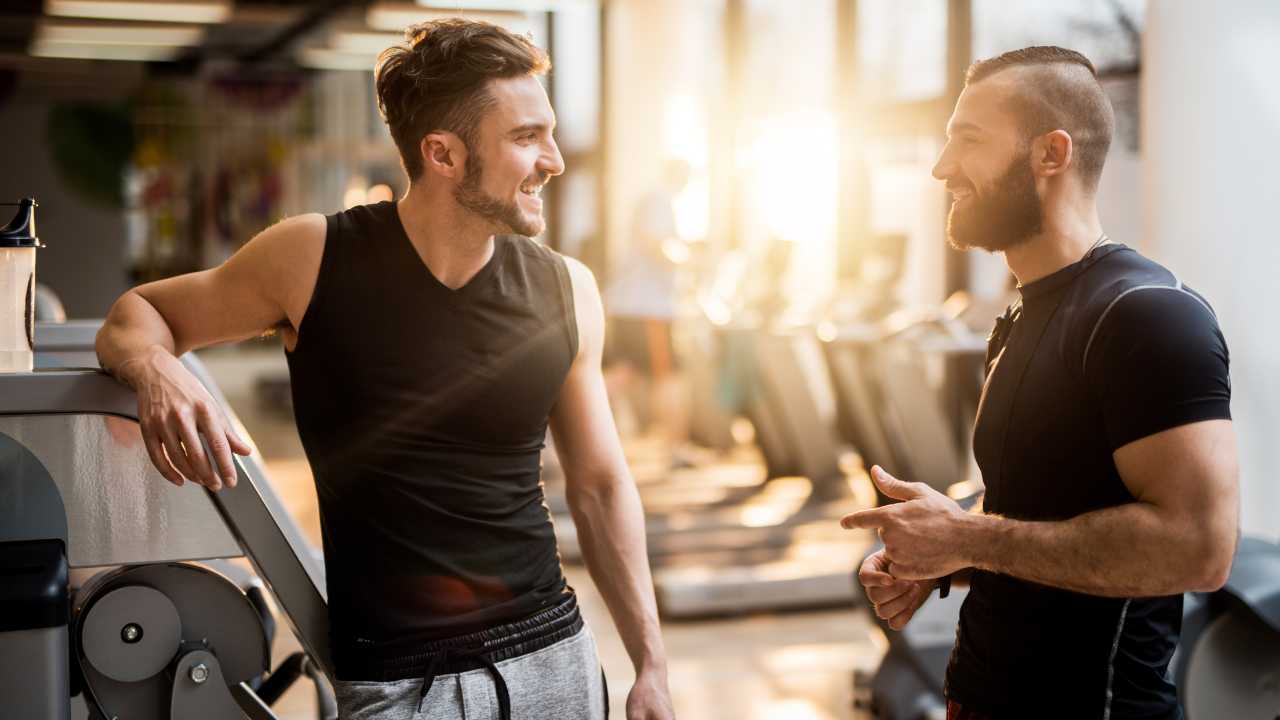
[1004,203,1105,286]
[396,185,497,290]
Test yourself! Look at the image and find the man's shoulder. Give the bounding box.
[1100,245,1213,307]
[1037,247,1210,368]
[1069,246,1222,371]
[1075,246,1175,301]
[1069,245,1208,321]
[278,211,329,239]
[237,213,327,267]
[324,201,399,241]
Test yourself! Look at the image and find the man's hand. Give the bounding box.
[118,346,252,491]
[841,466,972,580]
[857,548,934,630]
[626,668,675,720]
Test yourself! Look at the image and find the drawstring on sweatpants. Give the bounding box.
[417,647,511,720]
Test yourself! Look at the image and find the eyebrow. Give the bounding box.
[946,121,984,138]
[508,121,554,137]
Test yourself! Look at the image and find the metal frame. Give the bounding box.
[0,369,334,681]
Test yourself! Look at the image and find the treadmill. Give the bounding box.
[1,320,334,720]
[823,318,985,501]
[650,318,988,618]
[554,322,837,562]
[647,328,883,618]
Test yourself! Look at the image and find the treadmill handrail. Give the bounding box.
[0,369,334,681]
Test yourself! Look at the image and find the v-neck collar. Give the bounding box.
[386,201,506,297]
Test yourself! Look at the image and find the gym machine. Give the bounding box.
[2,325,336,719]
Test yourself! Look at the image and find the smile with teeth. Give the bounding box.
[520,183,543,197]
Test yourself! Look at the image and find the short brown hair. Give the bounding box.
[375,19,550,181]
[966,46,1115,190]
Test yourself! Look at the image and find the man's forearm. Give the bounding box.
[567,475,667,673]
[962,501,1233,597]
[96,292,176,385]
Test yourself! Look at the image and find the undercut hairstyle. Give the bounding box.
[966,46,1115,191]
[375,19,550,181]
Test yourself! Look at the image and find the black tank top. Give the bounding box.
[284,201,577,675]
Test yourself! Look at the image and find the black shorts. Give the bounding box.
[604,317,677,377]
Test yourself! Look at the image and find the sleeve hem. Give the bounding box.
[1108,400,1232,451]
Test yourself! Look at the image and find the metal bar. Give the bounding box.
[724,0,746,250]
[835,0,861,283]
[594,0,610,278]
[232,682,283,720]
[943,0,972,297]
[543,9,562,253]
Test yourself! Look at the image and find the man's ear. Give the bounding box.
[420,131,464,181]
[1033,129,1074,179]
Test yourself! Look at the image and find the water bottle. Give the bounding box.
[0,199,42,373]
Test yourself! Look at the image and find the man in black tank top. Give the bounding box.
[96,19,673,720]
[843,47,1238,719]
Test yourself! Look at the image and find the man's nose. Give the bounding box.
[931,150,954,182]
[541,137,565,177]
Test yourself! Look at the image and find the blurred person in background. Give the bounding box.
[96,19,673,720]
[604,158,697,468]
[846,46,1237,720]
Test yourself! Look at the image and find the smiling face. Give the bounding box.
[932,74,1044,252]
[451,75,564,237]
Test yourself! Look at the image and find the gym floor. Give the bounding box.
[200,346,882,720]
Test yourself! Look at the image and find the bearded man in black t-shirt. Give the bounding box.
[843,46,1238,720]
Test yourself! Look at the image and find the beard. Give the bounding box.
[946,151,1043,252]
[452,153,545,237]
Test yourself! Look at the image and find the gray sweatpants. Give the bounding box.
[334,625,608,720]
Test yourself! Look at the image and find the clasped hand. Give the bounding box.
[842,466,971,629]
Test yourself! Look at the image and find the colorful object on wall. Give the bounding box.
[47,102,135,208]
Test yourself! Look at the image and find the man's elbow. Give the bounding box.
[99,289,145,328]
[95,294,131,358]
[1189,534,1235,592]
[93,320,109,357]
[564,471,631,511]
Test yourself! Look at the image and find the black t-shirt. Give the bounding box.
[945,244,1231,719]
[284,202,578,679]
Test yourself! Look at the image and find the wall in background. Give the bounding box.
[1144,0,1280,539]
[0,95,129,318]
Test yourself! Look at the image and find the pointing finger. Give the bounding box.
[841,506,892,530]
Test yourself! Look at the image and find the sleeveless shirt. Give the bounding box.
[284,201,577,676]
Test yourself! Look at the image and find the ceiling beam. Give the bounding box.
[238,0,363,65]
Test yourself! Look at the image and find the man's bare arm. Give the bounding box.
[95,213,325,490]
[97,213,325,369]
[845,420,1238,598]
[549,258,672,718]
[965,420,1238,596]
